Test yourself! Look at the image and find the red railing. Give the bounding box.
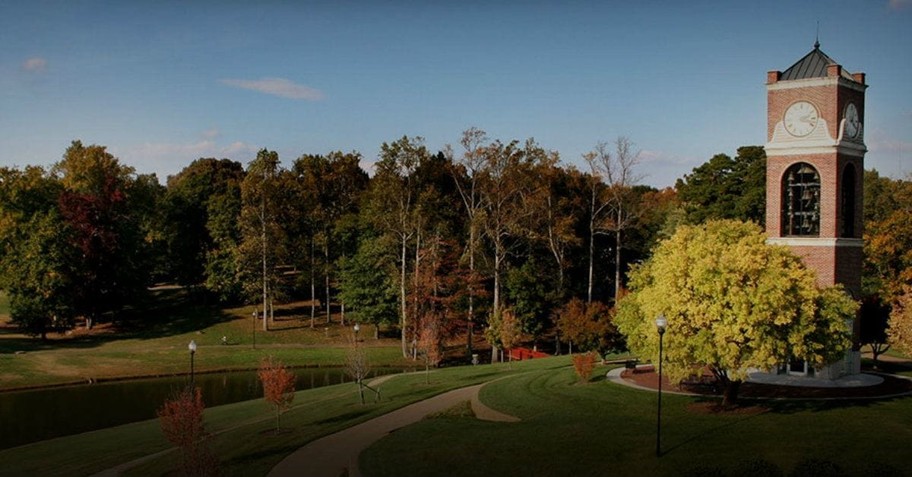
[508,347,551,361]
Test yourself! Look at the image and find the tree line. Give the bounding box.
[1,131,910,361]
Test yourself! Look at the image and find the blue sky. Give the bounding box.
[2,1,910,188]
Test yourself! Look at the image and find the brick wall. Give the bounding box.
[767,83,841,141]
[765,65,865,300]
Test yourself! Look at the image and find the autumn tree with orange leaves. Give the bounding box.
[157,387,219,476]
[258,356,295,432]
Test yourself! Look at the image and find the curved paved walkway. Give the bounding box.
[268,381,518,477]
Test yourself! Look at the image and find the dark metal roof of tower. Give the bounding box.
[780,43,856,81]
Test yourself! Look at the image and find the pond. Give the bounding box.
[0,367,405,450]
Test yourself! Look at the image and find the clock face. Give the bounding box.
[784,101,819,137]
[844,103,860,139]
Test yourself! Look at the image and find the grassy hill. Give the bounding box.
[0,287,410,390]
[2,356,910,477]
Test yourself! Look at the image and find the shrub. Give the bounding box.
[157,387,219,476]
[572,352,597,383]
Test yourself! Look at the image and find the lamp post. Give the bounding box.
[188,340,197,389]
[353,322,361,342]
[655,314,667,457]
[252,310,257,350]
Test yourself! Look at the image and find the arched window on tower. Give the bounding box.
[840,165,856,238]
[782,163,820,236]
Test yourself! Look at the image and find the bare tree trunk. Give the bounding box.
[493,248,502,317]
[340,251,346,326]
[262,208,268,333]
[400,235,408,358]
[614,224,622,303]
[467,225,475,355]
[325,236,331,324]
[546,194,566,298]
[588,217,595,304]
[414,229,421,346]
[310,237,316,328]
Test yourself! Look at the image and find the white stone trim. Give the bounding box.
[769,118,834,145]
[767,237,863,248]
[764,144,867,158]
[767,76,867,93]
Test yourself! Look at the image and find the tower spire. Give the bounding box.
[814,21,820,49]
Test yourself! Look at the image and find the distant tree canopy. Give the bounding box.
[675,146,766,226]
[0,141,162,335]
[4,135,905,376]
[164,158,244,289]
[863,170,912,301]
[863,171,912,359]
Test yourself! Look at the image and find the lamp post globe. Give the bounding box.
[188,340,197,389]
[353,323,361,341]
[655,315,666,457]
[252,310,257,350]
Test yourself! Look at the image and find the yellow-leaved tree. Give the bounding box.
[616,220,856,406]
[888,287,912,356]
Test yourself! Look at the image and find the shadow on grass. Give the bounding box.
[270,304,317,319]
[755,393,912,414]
[0,286,237,353]
[864,358,912,375]
[663,398,769,456]
[220,442,305,469]
[313,408,372,426]
[267,322,311,333]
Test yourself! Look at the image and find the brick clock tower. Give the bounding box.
[765,42,866,379]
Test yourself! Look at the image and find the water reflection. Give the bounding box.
[0,367,403,450]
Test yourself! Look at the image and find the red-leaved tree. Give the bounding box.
[418,319,442,383]
[258,356,295,432]
[157,387,219,476]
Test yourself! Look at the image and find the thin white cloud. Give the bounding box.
[867,136,912,155]
[22,57,47,72]
[220,77,324,101]
[223,141,252,155]
[114,136,258,181]
[640,149,699,167]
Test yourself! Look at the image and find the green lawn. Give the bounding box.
[4,287,912,477]
[0,287,411,389]
[2,356,910,477]
[0,358,565,477]
[360,363,912,477]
